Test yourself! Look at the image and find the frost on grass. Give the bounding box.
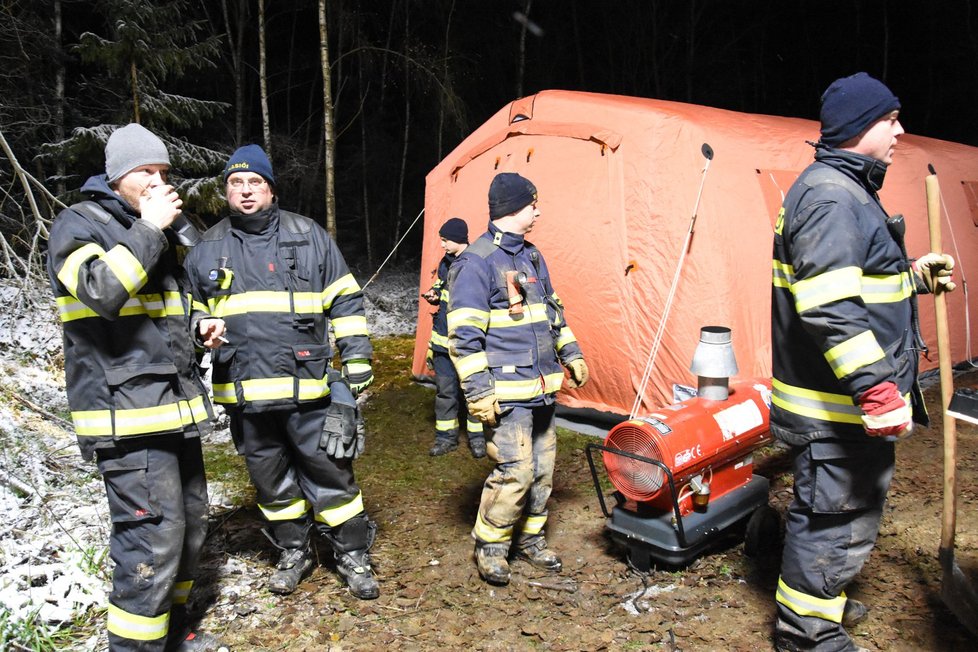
[0,269,421,644]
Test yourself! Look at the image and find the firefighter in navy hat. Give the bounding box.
[185,144,381,600]
[422,217,486,457]
[771,73,955,651]
[47,123,226,651]
[447,172,589,585]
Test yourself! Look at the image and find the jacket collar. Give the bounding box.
[80,174,139,224]
[487,221,525,254]
[229,201,279,235]
[814,145,889,192]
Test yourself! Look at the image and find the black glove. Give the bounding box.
[322,378,360,459]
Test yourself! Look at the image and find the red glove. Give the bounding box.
[858,381,912,439]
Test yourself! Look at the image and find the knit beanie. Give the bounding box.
[488,173,537,219]
[438,217,469,243]
[223,144,276,186]
[819,72,901,147]
[104,124,170,183]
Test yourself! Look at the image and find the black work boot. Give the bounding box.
[325,514,380,599]
[166,606,229,652]
[842,598,869,628]
[514,535,562,571]
[268,545,314,594]
[468,438,487,459]
[262,520,314,595]
[475,542,511,585]
[429,438,458,456]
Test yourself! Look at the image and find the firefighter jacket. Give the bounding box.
[185,203,371,412]
[427,253,456,353]
[46,175,213,461]
[447,222,582,407]
[771,146,927,446]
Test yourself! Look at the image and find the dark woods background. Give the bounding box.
[2,0,977,272]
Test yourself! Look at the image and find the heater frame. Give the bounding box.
[585,441,774,568]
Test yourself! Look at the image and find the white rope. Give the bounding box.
[629,154,713,418]
[938,186,976,367]
[362,207,425,290]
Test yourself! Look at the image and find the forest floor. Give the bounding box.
[185,337,978,652]
[3,272,978,651]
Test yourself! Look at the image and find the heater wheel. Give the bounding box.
[744,504,782,559]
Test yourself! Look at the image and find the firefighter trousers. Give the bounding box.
[229,402,365,548]
[775,437,895,651]
[432,351,483,444]
[96,434,209,651]
[472,404,556,547]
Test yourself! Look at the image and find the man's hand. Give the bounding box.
[422,288,439,305]
[565,358,590,389]
[858,381,912,439]
[425,347,434,370]
[198,318,227,349]
[139,184,183,231]
[468,394,501,427]
[343,360,374,395]
[915,253,956,294]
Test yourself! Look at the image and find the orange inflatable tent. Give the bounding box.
[412,90,978,419]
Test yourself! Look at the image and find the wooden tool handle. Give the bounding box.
[927,173,957,551]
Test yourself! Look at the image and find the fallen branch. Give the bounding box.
[10,391,74,431]
[526,580,578,593]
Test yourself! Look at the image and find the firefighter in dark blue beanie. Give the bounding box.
[447,172,589,585]
[771,73,955,651]
[422,217,486,458]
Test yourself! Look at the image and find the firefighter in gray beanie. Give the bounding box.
[47,121,227,650]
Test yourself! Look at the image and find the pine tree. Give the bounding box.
[45,0,230,215]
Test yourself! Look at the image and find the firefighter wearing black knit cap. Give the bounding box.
[771,73,955,651]
[422,217,486,458]
[447,172,589,585]
[185,145,380,600]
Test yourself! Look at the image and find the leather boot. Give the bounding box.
[166,606,229,652]
[429,438,458,456]
[335,548,380,599]
[326,514,380,599]
[468,438,487,459]
[842,598,869,627]
[263,521,314,595]
[475,542,511,585]
[268,544,314,594]
[515,535,562,571]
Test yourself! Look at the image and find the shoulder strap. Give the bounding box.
[69,200,113,224]
[465,236,498,259]
[800,167,872,206]
[279,210,312,234]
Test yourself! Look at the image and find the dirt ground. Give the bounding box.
[188,341,978,651]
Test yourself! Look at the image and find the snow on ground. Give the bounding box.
[0,268,419,647]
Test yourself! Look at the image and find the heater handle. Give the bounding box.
[585,442,692,548]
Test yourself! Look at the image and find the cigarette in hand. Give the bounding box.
[217,335,230,344]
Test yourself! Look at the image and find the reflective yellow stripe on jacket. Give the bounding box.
[71,395,210,437]
[57,291,188,323]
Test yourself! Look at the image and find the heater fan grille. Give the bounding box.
[603,421,667,502]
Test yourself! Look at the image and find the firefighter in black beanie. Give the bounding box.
[423,217,486,458]
[771,73,955,651]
